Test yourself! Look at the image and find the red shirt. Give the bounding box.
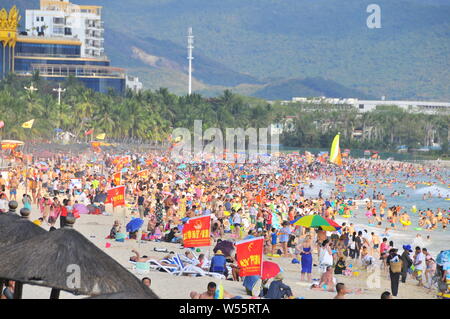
[267,213,272,224]
[60,206,69,217]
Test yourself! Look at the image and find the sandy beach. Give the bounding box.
[18,194,439,300]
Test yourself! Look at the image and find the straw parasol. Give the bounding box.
[0,208,47,248]
[0,201,21,234]
[0,216,158,299]
[0,203,45,296]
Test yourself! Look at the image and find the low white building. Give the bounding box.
[354,100,450,113]
[290,97,450,114]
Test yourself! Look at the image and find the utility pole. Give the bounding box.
[187,27,194,95]
[24,83,38,94]
[53,83,66,105]
[23,84,38,196]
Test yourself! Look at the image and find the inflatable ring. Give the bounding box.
[342,215,352,218]
[437,292,450,299]
[414,227,423,231]
[400,220,411,226]
[267,254,281,258]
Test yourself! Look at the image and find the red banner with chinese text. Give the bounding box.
[236,237,264,277]
[182,215,211,247]
[106,186,125,207]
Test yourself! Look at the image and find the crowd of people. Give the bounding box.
[0,148,449,299]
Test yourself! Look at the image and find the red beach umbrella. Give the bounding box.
[324,217,342,230]
[261,261,281,280]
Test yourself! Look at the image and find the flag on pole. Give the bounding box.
[236,237,264,277]
[113,172,121,186]
[22,119,34,129]
[305,151,314,164]
[85,129,94,136]
[106,186,125,207]
[329,133,342,166]
[96,133,106,140]
[182,215,211,247]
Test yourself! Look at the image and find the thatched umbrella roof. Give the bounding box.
[0,216,158,298]
[86,290,157,299]
[0,201,21,233]
[0,208,47,247]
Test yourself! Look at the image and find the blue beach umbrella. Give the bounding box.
[436,250,450,266]
[126,218,144,233]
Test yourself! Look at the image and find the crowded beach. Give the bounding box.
[0,144,449,299]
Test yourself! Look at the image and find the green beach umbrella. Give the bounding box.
[291,214,341,231]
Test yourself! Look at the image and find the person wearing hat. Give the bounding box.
[265,273,293,299]
[400,245,413,283]
[386,248,402,297]
[209,250,228,278]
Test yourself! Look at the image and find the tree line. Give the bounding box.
[0,75,448,155]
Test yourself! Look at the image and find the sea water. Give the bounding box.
[306,171,449,256]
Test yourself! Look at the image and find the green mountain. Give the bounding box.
[2,0,450,100]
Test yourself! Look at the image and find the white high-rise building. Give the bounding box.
[25,0,105,58]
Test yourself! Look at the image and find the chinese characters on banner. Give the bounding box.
[182,215,211,247]
[106,185,125,207]
[113,172,121,186]
[236,237,264,277]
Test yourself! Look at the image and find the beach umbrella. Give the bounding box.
[436,250,450,266]
[73,204,89,215]
[0,202,30,295]
[0,216,158,299]
[261,261,281,280]
[0,201,21,234]
[213,240,235,257]
[126,218,144,233]
[291,214,340,231]
[0,208,47,248]
[323,217,342,230]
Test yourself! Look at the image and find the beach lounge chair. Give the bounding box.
[173,254,226,279]
[129,258,179,274]
[134,261,150,275]
[172,254,207,277]
[129,255,225,279]
[184,252,227,280]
